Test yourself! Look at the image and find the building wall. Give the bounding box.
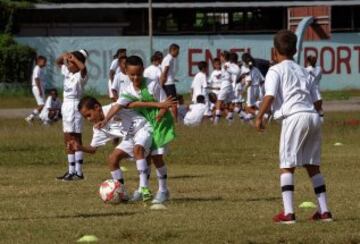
[16,33,360,94]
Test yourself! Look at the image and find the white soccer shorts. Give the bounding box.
[218,86,234,103]
[61,100,83,133]
[116,126,152,158]
[279,112,321,169]
[32,86,45,106]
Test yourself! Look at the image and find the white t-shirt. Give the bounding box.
[220,62,232,89]
[109,59,121,75]
[90,104,126,147]
[39,96,62,121]
[184,103,207,126]
[191,72,207,103]
[144,64,162,83]
[227,63,241,87]
[306,65,322,86]
[249,67,264,86]
[61,65,88,101]
[208,70,222,93]
[111,71,129,94]
[161,54,176,85]
[32,65,45,89]
[265,60,321,120]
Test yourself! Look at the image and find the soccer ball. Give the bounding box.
[99,179,126,204]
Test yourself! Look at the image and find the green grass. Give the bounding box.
[1,90,360,109]
[0,113,359,243]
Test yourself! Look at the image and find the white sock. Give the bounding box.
[156,166,168,192]
[75,151,84,176]
[311,174,329,214]
[214,109,221,124]
[68,154,75,174]
[111,169,124,184]
[239,111,247,118]
[226,112,233,120]
[281,173,294,215]
[136,159,149,188]
[234,107,241,114]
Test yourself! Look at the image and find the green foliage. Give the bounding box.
[0,34,36,84]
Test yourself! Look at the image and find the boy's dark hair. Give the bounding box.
[241,52,255,67]
[208,92,217,104]
[72,50,88,64]
[177,94,184,104]
[113,48,127,59]
[221,51,230,61]
[151,51,163,62]
[196,95,205,104]
[169,43,180,51]
[118,55,127,63]
[197,61,207,71]
[78,96,101,111]
[36,55,47,62]
[213,58,221,64]
[274,30,297,57]
[229,52,238,63]
[307,55,317,67]
[126,55,144,67]
[49,88,58,95]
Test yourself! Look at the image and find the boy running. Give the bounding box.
[256,30,332,224]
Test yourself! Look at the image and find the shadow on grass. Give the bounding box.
[169,174,208,179]
[0,211,135,222]
[171,196,223,203]
[245,196,281,202]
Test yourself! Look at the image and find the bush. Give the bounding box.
[0,34,36,84]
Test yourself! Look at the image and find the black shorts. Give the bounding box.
[163,84,177,99]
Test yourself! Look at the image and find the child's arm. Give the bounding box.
[126,96,176,109]
[256,95,273,131]
[67,54,87,78]
[55,53,70,67]
[95,103,122,129]
[68,140,97,154]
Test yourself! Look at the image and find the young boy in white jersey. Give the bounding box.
[256,30,332,224]
[26,56,47,123]
[55,50,88,181]
[160,43,180,121]
[306,55,323,119]
[75,96,171,202]
[207,58,222,114]
[214,51,235,124]
[39,88,62,125]
[111,56,128,101]
[184,95,207,126]
[144,51,163,83]
[98,56,176,204]
[108,48,127,100]
[191,61,208,104]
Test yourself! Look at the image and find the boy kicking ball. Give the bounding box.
[256,30,332,224]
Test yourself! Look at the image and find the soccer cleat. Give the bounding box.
[25,116,33,124]
[56,171,71,180]
[152,190,170,204]
[140,187,152,202]
[273,211,296,224]
[311,211,333,222]
[130,190,142,202]
[62,173,76,181]
[72,173,85,181]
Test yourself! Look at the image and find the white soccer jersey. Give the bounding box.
[161,54,176,85]
[265,60,321,120]
[184,103,207,126]
[111,71,129,94]
[61,65,88,101]
[227,63,241,88]
[208,70,222,94]
[39,96,62,122]
[249,67,264,86]
[306,65,322,86]
[220,62,232,89]
[191,72,207,103]
[144,64,162,83]
[32,65,45,88]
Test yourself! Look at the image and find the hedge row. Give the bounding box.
[0,34,36,84]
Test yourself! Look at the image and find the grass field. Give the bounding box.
[0,113,360,243]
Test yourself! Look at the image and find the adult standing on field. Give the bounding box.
[160,43,180,121]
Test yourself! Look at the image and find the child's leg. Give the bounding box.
[64,133,76,175]
[305,165,329,214]
[134,145,149,188]
[108,149,129,184]
[280,168,296,215]
[214,100,223,124]
[151,154,168,193]
[73,133,84,176]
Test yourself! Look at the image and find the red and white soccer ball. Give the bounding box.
[99,179,126,204]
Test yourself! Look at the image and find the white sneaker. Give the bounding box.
[130,190,142,202]
[25,116,33,124]
[152,190,170,204]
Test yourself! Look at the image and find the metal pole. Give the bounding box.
[148,0,153,57]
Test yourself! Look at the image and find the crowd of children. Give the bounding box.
[25,31,332,222]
